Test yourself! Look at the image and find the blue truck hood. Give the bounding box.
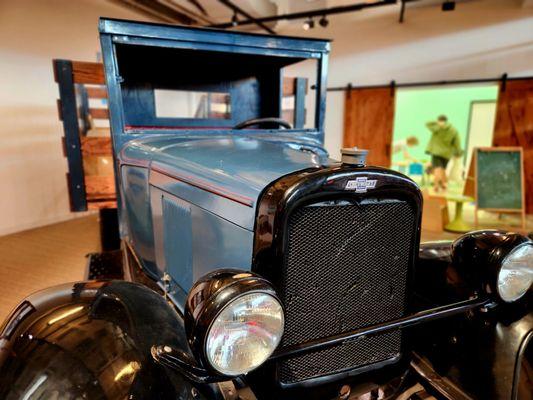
[120,134,332,230]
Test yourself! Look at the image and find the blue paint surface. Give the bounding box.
[98,18,332,301]
[120,133,330,218]
[162,197,193,291]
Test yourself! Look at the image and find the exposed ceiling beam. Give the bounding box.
[399,0,406,22]
[186,0,208,16]
[217,0,276,34]
[213,0,408,29]
[161,0,215,25]
[109,0,197,24]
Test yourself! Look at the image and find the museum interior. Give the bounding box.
[0,1,532,398]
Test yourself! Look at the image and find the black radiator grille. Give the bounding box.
[278,200,416,384]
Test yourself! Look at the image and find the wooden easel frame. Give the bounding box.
[474,147,526,230]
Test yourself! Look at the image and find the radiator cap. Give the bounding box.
[341,147,368,166]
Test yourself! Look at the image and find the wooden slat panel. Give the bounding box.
[493,79,533,213]
[56,99,64,121]
[207,112,230,119]
[86,86,108,99]
[343,88,395,167]
[283,77,296,97]
[61,137,67,158]
[84,175,116,201]
[80,137,112,156]
[87,200,117,210]
[83,156,114,178]
[209,93,230,104]
[282,109,294,123]
[89,108,109,119]
[71,61,105,85]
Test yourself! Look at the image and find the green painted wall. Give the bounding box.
[392,85,499,164]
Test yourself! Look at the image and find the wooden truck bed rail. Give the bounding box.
[54,59,307,212]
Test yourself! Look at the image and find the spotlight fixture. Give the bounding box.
[319,15,329,28]
[302,17,314,30]
[442,1,455,11]
[231,12,238,27]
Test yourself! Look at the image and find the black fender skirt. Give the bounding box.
[0,281,214,399]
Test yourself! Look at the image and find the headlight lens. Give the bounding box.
[497,244,533,302]
[205,292,284,375]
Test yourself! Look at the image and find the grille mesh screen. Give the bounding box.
[278,200,416,384]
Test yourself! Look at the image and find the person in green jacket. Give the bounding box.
[426,115,462,191]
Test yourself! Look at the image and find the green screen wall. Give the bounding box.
[392,85,499,164]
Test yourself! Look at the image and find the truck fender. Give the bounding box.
[0,280,217,399]
[441,310,533,400]
[415,242,533,399]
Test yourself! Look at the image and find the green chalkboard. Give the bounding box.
[476,149,523,210]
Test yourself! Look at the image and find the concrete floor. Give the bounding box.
[0,214,99,321]
[0,210,531,322]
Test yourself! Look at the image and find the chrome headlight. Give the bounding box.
[185,269,284,376]
[206,291,283,375]
[452,230,533,303]
[497,243,533,303]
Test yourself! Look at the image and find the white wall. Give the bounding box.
[278,0,533,159]
[0,0,151,235]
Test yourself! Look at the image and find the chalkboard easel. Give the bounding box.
[470,147,526,230]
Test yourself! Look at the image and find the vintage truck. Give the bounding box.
[0,18,532,400]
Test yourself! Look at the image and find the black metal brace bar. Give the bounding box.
[53,59,88,212]
[270,297,489,361]
[152,297,489,384]
[294,77,307,129]
[501,73,508,92]
[320,74,530,92]
[152,345,225,383]
[212,0,399,29]
[399,0,406,23]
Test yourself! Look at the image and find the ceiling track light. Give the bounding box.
[442,1,456,11]
[231,11,239,27]
[319,15,329,28]
[302,17,315,30]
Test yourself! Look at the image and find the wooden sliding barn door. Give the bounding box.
[493,79,533,213]
[343,88,395,167]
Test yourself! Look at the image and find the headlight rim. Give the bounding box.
[496,242,533,303]
[451,230,532,303]
[203,289,284,376]
[185,269,284,377]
